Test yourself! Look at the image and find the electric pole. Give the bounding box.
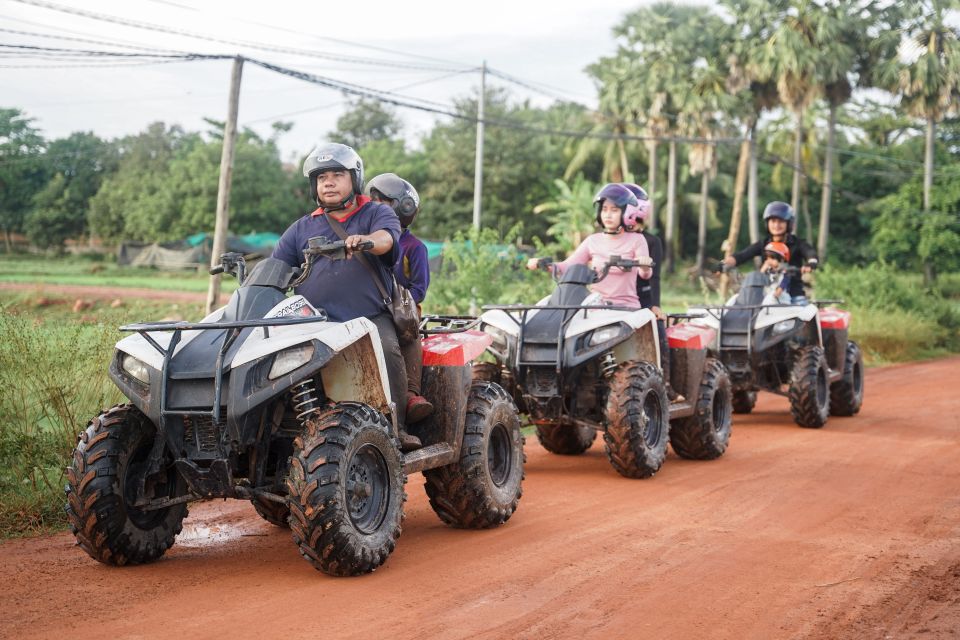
[205,56,243,314]
[472,61,486,230]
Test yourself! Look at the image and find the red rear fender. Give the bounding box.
[666,323,716,350]
[422,330,493,366]
[819,307,851,330]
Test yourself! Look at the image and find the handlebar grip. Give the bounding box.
[356,240,375,251]
[209,265,224,275]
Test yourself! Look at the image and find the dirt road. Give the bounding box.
[2,357,958,639]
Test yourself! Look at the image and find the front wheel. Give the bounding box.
[603,361,670,479]
[830,341,864,416]
[286,403,405,576]
[670,358,733,460]
[789,345,830,428]
[65,404,187,566]
[424,381,524,529]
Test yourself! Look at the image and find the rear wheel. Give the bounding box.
[830,341,864,416]
[65,404,187,566]
[286,402,405,576]
[603,361,670,479]
[424,382,524,529]
[789,346,830,428]
[251,494,290,528]
[536,423,596,455]
[670,358,733,460]
[732,390,757,414]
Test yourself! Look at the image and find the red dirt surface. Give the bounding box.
[2,358,958,640]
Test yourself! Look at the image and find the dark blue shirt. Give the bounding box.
[394,229,430,304]
[272,199,400,322]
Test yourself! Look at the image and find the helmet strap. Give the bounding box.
[320,191,355,213]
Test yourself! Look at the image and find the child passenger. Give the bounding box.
[527,183,653,307]
[761,241,792,304]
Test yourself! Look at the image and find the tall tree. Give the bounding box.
[751,0,823,215]
[24,132,117,250]
[882,0,960,282]
[327,98,403,150]
[0,108,47,251]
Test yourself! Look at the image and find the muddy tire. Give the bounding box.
[603,361,670,479]
[536,423,596,455]
[65,404,187,566]
[670,358,733,460]
[424,381,524,529]
[251,495,290,528]
[830,341,864,416]
[732,390,757,414]
[286,402,405,576]
[789,345,830,428]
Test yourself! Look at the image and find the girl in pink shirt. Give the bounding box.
[528,183,653,307]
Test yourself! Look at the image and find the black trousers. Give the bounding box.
[369,313,408,426]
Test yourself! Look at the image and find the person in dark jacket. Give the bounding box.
[720,201,819,304]
[365,173,433,424]
[621,183,682,401]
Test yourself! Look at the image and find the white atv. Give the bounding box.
[691,265,864,428]
[65,239,524,576]
[474,257,732,479]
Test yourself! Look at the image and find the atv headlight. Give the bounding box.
[121,353,152,384]
[772,319,796,335]
[269,343,315,380]
[587,324,627,347]
[485,324,509,351]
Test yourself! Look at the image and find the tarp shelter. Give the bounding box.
[118,232,280,270]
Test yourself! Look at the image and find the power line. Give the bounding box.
[242,68,477,125]
[9,0,469,72]
[0,26,191,55]
[137,0,475,69]
[0,43,229,60]
[246,56,746,145]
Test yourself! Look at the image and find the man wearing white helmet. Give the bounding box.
[272,142,421,450]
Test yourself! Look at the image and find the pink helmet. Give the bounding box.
[621,183,651,229]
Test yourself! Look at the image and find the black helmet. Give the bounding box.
[762,201,795,234]
[365,173,420,228]
[302,143,364,206]
[593,183,638,230]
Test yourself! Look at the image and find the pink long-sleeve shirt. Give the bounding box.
[553,232,653,307]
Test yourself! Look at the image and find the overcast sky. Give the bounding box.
[2,0,654,160]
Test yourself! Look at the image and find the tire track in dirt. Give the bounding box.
[1,357,958,640]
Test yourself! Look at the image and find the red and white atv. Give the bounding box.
[474,258,733,479]
[691,266,864,428]
[65,240,524,576]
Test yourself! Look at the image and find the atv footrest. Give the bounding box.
[402,443,455,474]
[175,458,233,498]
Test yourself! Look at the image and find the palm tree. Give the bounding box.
[883,0,960,214]
[751,0,823,215]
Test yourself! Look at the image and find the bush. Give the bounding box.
[815,263,960,354]
[426,224,552,314]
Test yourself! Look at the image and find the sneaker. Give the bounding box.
[406,394,434,424]
[398,430,422,452]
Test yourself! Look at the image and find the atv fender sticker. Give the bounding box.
[666,323,716,350]
[819,308,851,330]
[422,330,493,366]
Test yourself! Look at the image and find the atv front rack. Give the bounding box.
[419,315,480,335]
[120,315,329,429]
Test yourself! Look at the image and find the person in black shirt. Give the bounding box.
[719,201,819,304]
[622,183,682,401]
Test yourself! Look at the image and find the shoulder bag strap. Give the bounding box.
[324,212,392,304]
